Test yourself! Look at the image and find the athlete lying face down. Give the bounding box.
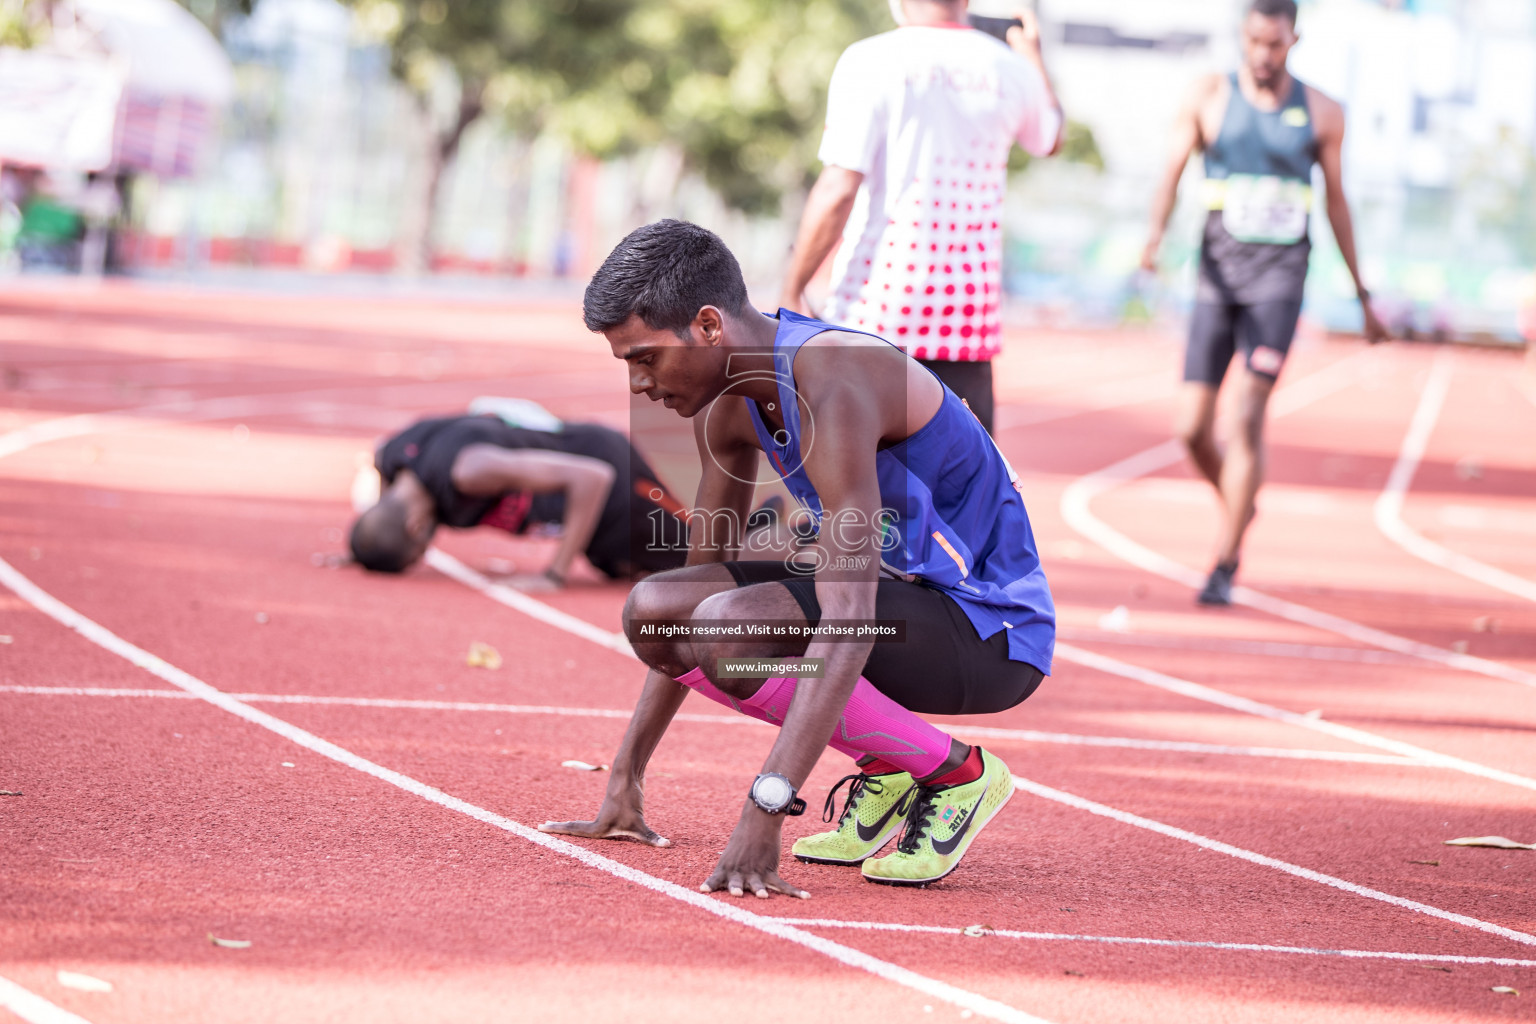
[349,413,688,590]
[541,220,1056,896]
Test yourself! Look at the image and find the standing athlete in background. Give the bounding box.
[1142,0,1387,606]
[780,0,1064,434]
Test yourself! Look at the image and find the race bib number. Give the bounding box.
[1221,174,1310,245]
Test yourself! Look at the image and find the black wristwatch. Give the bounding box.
[749,772,806,816]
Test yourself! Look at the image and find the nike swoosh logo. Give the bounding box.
[931,780,990,856]
[855,790,911,843]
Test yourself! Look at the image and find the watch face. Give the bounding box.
[753,774,793,810]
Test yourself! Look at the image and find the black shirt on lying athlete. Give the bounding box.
[375,415,686,578]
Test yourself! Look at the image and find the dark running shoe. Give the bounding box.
[1197,562,1238,606]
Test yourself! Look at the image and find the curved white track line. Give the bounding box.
[1055,642,1536,792]
[781,919,1536,968]
[0,975,95,1024]
[425,548,1536,794]
[0,686,1428,767]
[415,565,1536,933]
[1059,356,1536,689]
[0,556,1051,1024]
[4,376,1531,985]
[1375,350,1536,603]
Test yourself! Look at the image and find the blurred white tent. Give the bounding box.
[77,0,234,177]
[76,0,234,108]
[0,0,233,177]
[0,49,123,171]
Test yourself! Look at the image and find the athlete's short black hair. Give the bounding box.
[349,499,413,573]
[582,219,750,338]
[1248,0,1297,25]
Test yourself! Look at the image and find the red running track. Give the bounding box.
[1,284,1533,1024]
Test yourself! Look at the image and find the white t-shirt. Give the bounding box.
[818,25,1060,361]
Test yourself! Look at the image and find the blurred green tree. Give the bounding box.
[341,0,886,269]
[0,0,50,48]
[340,0,1103,269]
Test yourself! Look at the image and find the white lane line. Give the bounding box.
[0,558,1051,1024]
[421,552,1536,789]
[0,686,1424,767]
[954,724,1420,766]
[424,547,638,657]
[391,552,1536,791]
[779,919,1536,968]
[1058,356,1536,689]
[1055,642,1536,792]
[1009,775,1536,950]
[369,574,1536,942]
[0,975,95,1024]
[0,414,111,461]
[1375,350,1536,604]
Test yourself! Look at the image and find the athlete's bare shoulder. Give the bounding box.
[795,330,904,397]
[1181,72,1227,112]
[795,330,941,440]
[1303,84,1345,140]
[1181,72,1228,146]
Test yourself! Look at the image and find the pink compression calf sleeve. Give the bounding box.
[673,669,950,778]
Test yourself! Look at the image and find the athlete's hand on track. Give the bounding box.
[700,803,809,900]
[1361,299,1390,345]
[538,791,671,847]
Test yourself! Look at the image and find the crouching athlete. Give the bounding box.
[350,413,688,588]
[541,220,1055,895]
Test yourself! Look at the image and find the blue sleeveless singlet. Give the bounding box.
[744,309,1055,674]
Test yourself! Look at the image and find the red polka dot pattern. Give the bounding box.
[822,143,1010,362]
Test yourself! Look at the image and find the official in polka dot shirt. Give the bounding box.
[782,0,1063,433]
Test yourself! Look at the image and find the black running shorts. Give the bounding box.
[723,561,1044,717]
[917,358,994,435]
[1184,298,1303,386]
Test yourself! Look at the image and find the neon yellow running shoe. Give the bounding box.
[861,747,1013,886]
[792,771,915,865]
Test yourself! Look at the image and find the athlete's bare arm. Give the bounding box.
[699,335,938,897]
[1142,74,1225,272]
[1309,87,1389,344]
[684,398,762,563]
[451,446,616,587]
[780,166,864,315]
[1006,10,1065,156]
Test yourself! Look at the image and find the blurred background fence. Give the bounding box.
[1,0,1533,344]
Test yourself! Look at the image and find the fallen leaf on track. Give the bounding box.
[1491,986,1519,996]
[208,934,252,949]
[1064,970,1085,977]
[466,642,502,669]
[561,760,605,772]
[1408,859,1440,866]
[56,971,112,993]
[1444,836,1535,850]
[962,924,994,937]
[0,790,20,796]
[1416,964,1452,972]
